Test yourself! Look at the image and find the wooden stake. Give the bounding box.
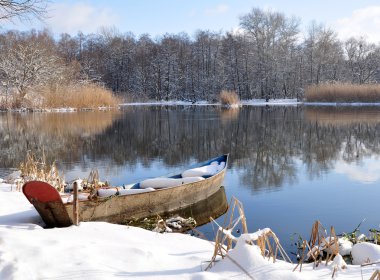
[73,181,79,226]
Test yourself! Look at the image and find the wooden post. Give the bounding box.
[73,182,79,226]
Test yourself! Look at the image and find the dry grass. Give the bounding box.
[220,90,240,107]
[19,151,65,191]
[39,83,121,109]
[305,83,380,103]
[0,93,25,110]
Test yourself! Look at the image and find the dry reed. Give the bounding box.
[369,270,380,280]
[0,93,24,110]
[293,220,342,276]
[305,83,380,103]
[220,90,240,107]
[39,83,120,109]
[19,151,65,191]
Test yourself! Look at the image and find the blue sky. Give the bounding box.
[4,0,380,42]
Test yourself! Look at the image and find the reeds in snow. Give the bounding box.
[293,220,342,275]
[206,197,291,273]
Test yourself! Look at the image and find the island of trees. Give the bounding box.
[1,4,380,108]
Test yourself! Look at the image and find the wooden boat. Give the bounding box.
[23,154,228,228]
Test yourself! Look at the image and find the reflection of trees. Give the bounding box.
[304,107,380,165]
[1,106,380,191]
[83,106,380,190]
[0,111,121,168]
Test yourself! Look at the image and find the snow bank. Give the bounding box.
[1,180,380,279]
[120,100,380,107]
[352,242,380,265]
[120,100,218,106]
[241,99,300,106]
[304,102,380,106]
[0,222,216,280]
[210,238,303,280]
[120,99,301,107]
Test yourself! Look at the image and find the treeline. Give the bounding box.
[1,7,380,102]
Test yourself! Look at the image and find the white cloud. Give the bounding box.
[46,2,119,34]
[204,4,229,16]
[334,6,380,43]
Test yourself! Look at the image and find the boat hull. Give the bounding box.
[66,167,226,224]
[23,155,228,227]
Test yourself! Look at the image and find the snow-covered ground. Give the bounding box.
[120,100,216,106]
[120,99,301,107]
[303,102,380,106]
[1,180,380,280]
[121,99,380,107]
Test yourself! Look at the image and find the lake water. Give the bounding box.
[1,105,380,256]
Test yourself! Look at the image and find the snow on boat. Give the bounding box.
[22,154,228,228]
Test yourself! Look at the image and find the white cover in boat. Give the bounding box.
[119,188,155,195]
[182,161,225,177]
[140,177,204,189]
[66,193,89,203]
[181,177,205,184]
[97,187,155,197]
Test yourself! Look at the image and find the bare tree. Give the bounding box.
[0,0,47,22]
[303,23,343,84]
[344,37,380,84]
[240,8,300,100]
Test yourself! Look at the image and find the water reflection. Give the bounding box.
[127,186,228,232]
[1,106,380,253]
[334,157,380,184]
[220,108,240,124]
[2,106,380,187]
[0,111,121,170]
[305,106,380,126]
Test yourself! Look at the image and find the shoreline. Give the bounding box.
[5,99,380,113]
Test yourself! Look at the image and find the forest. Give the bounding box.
[1,7,380,102]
